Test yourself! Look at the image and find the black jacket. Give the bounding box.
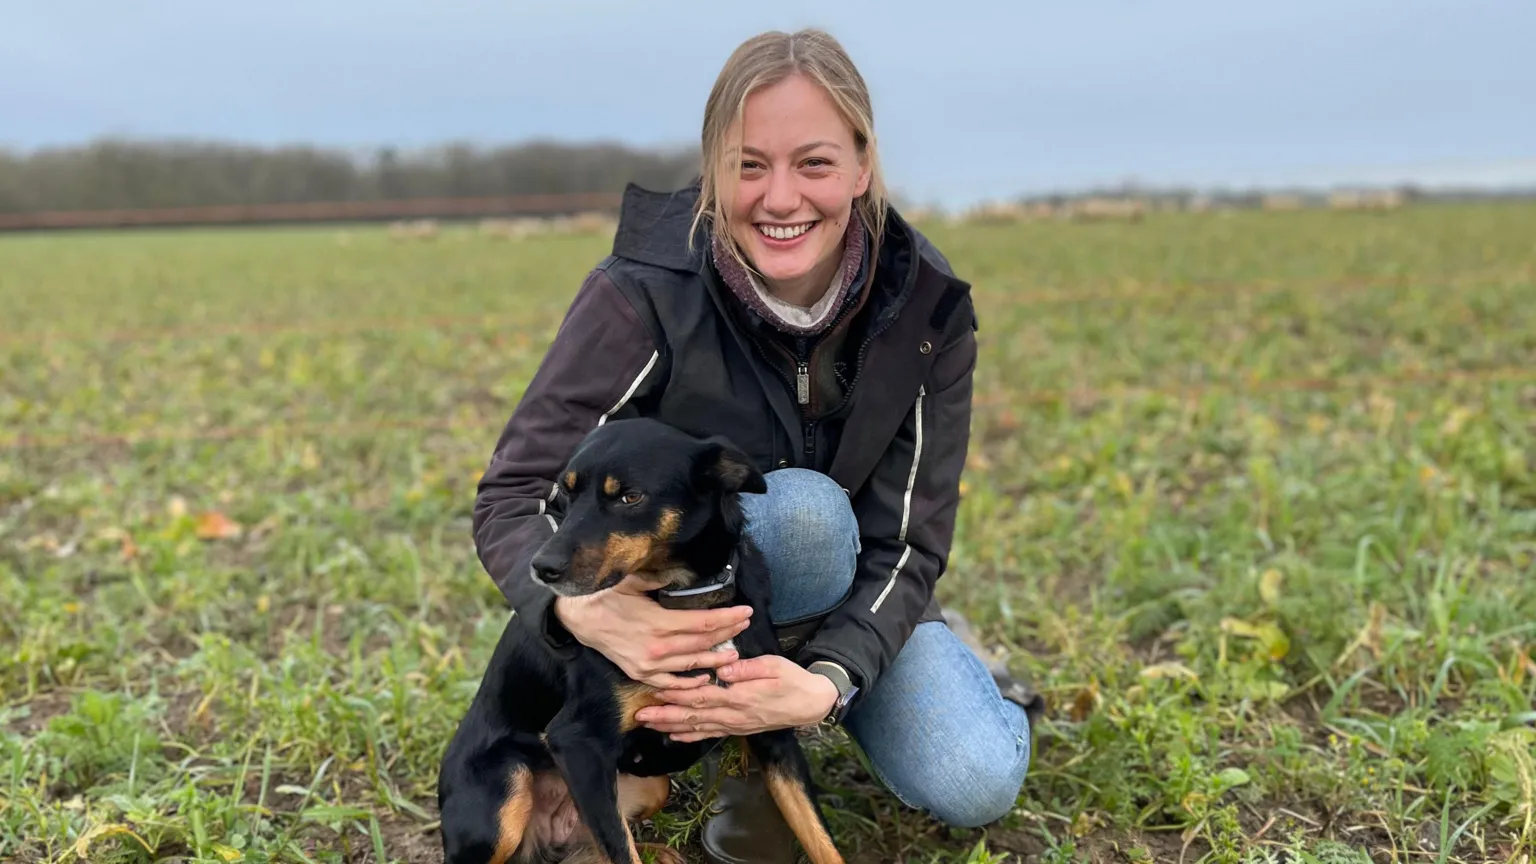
[472,181,979,697]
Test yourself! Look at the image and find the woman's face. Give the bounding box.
[721,73,871,303]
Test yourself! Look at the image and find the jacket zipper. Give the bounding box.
[795,339,811,407]
[743,294,865,464]
[792,337,814,458]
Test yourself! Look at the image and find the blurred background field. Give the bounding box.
[2,200,1534,863]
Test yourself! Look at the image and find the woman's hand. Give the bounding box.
[552,575,753,690]
[632,655,840,741]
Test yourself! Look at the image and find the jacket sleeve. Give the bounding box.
[472,266,663,655]
[797,305,977,695]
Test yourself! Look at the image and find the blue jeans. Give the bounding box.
[739,468,1032,828]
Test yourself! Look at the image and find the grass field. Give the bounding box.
[2,202,1534,864]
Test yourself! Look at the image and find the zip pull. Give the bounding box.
[796,361,810,405]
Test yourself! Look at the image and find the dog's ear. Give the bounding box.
[692,436,768,495]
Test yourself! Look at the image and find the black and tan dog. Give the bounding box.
[438,418,843,864]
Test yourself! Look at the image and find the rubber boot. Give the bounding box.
[699,750,798,864]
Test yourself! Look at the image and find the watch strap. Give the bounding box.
[807,660,858,726]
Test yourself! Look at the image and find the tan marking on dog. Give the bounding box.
[548,774,670,864]
[644,565,693,591]
[563,470,578,491]
[603,475,621,496]
[615,681,665,734]
[618,772,671,821]
[596,533,657,579]
[569,527,682,592]
[765,765,844,864]
[621,775,675,863]
[656,508,681,540]
[488,764,534,864]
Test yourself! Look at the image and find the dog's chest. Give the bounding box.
[702,638,736,688]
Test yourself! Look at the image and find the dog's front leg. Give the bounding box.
[545,700,643,864]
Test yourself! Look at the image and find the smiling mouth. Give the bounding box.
[756,221,818,241]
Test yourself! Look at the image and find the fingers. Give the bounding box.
[640,671,714,691]
[656,723,728,735]
[708,618,754,646]
[649,684,732,710]
[626,635,741,688]
[648,713,748,740]
[637,704,745,734]
[666,729,728,743]
[653,621,750,660]
[714,655,782,682]
[660,604,753,636]
[651,646,740,675]
[638,661,732,688]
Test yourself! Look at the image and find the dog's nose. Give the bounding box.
[530,554,564,585]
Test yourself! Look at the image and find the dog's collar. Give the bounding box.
[652,548,739,610]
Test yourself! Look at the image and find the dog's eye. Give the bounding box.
[620,491,644,506]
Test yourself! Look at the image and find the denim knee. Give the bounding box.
[871,712,1030,828]
[843,622,1032,828]
[740,468,858,624]
[920,731,1030,827]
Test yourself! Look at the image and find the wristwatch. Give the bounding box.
[807,661,859,727]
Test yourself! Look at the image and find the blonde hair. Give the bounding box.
[690,28,889,283]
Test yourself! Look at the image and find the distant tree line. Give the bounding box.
[0,138,702,214]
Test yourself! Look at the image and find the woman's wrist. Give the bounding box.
[804,669,840,725]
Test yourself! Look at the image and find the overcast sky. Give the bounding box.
[3,0,1532,207]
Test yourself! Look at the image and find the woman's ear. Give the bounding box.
[692,436,768,495]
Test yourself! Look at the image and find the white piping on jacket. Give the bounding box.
[871,385,925,613]
[597,350,659,426]
[543,349,660,529]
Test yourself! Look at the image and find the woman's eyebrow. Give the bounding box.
[736,141,845,159]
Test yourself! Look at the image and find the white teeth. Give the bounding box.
[758,222,813,240]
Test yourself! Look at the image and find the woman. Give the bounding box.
[473,28,1036,863]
